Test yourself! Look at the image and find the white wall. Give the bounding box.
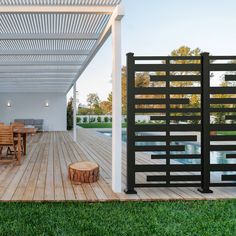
[0,93,67,131]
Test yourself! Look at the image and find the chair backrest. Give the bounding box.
[0,125,14,145]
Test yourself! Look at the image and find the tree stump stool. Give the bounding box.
[68,161,99,184]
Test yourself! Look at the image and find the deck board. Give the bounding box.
[0,129,235,201]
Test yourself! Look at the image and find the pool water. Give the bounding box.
[99,131,236,165]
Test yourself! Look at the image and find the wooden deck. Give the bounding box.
[0,129,235,201]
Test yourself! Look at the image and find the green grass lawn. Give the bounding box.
[78,123,127,128]
[0,201,235,236]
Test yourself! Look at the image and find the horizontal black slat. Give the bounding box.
[150,75,201,82]
[135,87,201,95]
[210,135,236,141]
[210,64,236,71]
[210,56,236,60]
[134,56,201,60]
[210,124,236,131]
[135,164,236,173]
[210,108,236,113]
[151,154,201,159]
[210,164,236,171]
[136,108,201,114]
[209,87,236,94]
[150,116,167,120]
[225,115,236,120]
[225,75,236,81]
[135,183,201,188]
[210,145,236,151]
[134,64,201,72]
[134,124,201,132]
[147,175,201,182]
[222,175,236,181]
[210,98,236,104]
[226,154,236,159]
[150,115,201,121]
[135,98,190,105]
[135,135,198,142]
[134,145,185,152]
[210,183,236,187]
[170,116,201,121]
[135,164,201,172]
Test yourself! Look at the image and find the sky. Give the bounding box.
[67,0,236,105]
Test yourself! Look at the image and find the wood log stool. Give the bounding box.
[68,161,99,184]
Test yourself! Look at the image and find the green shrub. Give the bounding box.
[104,117,109,123]
[77,117,81,124]
[83,117,88,123]
[67,98,73,130]
[90,117,96,123]
[97,117,101,123]
[109,117,112,122]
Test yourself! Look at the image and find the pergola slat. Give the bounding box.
[0,0,122,93]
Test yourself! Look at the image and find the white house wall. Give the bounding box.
[0,93,66,131]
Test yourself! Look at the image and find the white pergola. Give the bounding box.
[0,0,124,193]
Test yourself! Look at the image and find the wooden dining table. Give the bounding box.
[13,127,38,164]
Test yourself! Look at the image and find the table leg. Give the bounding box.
[17,133,21,165]
[23,134,27,155]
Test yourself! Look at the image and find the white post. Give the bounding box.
[73,83,77,142]
[112,19,122,193]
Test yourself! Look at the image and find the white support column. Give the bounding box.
[73,83,77,142]
[112,19,122,193]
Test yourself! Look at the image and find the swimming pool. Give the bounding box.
[99,131,236,166]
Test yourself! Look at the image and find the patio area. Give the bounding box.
[0,128,235,202]
[0,0,125,193]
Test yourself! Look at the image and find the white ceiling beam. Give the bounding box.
[0,69,78,73]
[0,6,115,14]
[0,33,99,40]
[0,78,73,82]
[0,90,67,93]
[0,87,68,93]
[0,65,80,70]
[0,61,84,66]
[67,4,125,93]
[0,85,68,88]
[0,74,74,78]
[0,83,72,87]
[0,50,90,55]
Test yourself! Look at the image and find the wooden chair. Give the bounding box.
[0,123,4,155]
[8,122,24,155]
[0,125,17,162]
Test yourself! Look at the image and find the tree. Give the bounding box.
[212,80,231,124]
[122,67,127,114]
[78,107,90,115]
[121,67,151,114]
[100,101,112,114]
[170,45,201,91]
[87,93,100,109]
[87,93,100,121]
[67,97,73,130]
[135,72,150,88]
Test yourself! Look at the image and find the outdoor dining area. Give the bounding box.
[0,122,37,165]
